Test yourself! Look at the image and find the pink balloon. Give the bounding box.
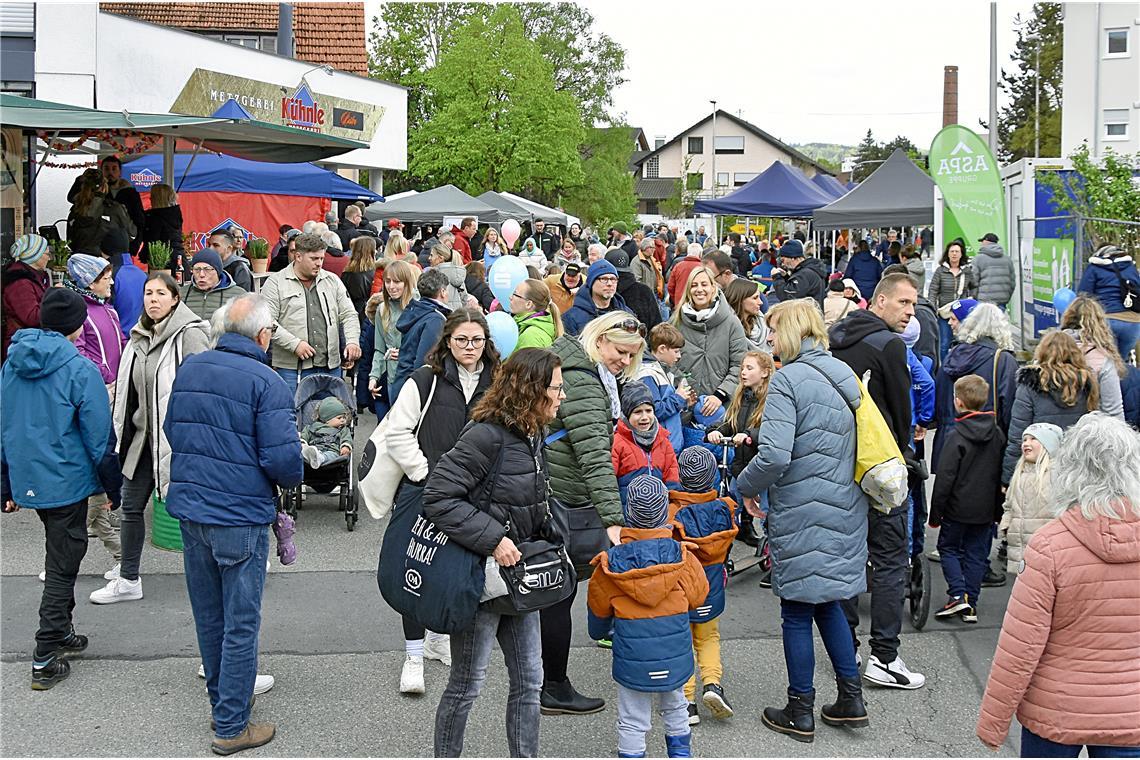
[501,219,521,249]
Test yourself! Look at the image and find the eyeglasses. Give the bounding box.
[612,319,647,338]
[594,275,618,284]
[191,266,215,274]
[547,384,565,393]
[450,336,486,348]
[509,291,527,300]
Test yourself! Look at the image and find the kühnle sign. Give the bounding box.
[171,68,384,141]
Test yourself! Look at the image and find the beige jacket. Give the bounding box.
[262,265,360,370]
[999,457,1053,572]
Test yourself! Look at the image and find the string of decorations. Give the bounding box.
[36,130,165,157]
[38,159,101,169]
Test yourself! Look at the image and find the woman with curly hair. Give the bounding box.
[423,348,566,758]
[1001,330,1100,485]
[383,308,500,695]
[1059,295,1125,419]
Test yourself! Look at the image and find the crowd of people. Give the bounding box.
[2,167,1139,759]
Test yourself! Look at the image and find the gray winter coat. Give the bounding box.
[1001,365,1094,483]
[973,244,1016,306]
[737,341,869,604]
[927,263,978,311]
[674,292,750,399]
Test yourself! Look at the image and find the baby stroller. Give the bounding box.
[281,373,360,531]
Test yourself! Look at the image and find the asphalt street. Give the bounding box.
[1,418,1022,757]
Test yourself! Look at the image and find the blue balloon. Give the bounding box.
[1053,287,1077,318]
[486,310,519,357]
[488,256,529,313]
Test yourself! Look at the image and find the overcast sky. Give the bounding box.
[369,0,1035,150]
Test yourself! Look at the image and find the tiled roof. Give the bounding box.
[635,177,679,201]
[629,149,651,172]
[100,2,368,76]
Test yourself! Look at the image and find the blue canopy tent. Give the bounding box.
[811,173,849,199]
[846,181,859,191]
[693,161,836,217]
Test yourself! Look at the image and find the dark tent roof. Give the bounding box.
[813,150,934,230]
[477,191,535,225]
[364,185,501,226]
[811,173,849,199]
[693,161,835,217]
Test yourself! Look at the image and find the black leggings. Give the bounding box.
[539,584,577,683]
[403,616,425,641]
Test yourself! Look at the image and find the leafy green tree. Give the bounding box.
[563,127,638,228]
[997,3,1062,161]
[851,129,884,181]
[408,5,584,197]
[1038,144,1140,252]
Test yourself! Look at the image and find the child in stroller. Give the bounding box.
[301,397,353,469]
[284,374,360,530]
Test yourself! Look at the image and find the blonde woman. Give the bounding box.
[543,310,647,715]
[428,243,468,310]
[672,266,750,417]
[144,183,186,275]
[511,278,564,349]
[368,259,418,419]
[1059,295,1125,419]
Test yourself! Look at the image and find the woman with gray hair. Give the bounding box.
[977,412,1140,756]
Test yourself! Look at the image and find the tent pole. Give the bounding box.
[831,230,836,272]
[28,130,61,194]
[162,137,175,186]
[176,141,204,193]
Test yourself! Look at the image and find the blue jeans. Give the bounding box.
[937,519,991,605]
[1107,318,1140,363]
[275,365,342,395]
[1021,727,1140,758]
[435,606,543,758]
[180,521,270,739]
[937,318,954,364]
[780,599,859,695]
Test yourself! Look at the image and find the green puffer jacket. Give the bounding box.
[547,335,622,528]
[514,311,558,350]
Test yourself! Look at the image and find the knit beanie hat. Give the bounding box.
[779,239,805,259]
[620,381,654,420]
[67,253,110,289]
[901,315,921,348]
[828,278,845,293]
[678,446,717,492]
[1023,423,1063,456]
[949,298,979,322]
[622,475,669,529]
[10,234,49,266]
[191,249,224,280]
[585,259,619,290]
[317,397,348,422]
[40,288,88,336]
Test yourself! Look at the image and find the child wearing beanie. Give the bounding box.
[612,383,680,507]
[299,397,352,468]
[669,446,739,725]
[587,474,707,759]
[999,423,1062,574]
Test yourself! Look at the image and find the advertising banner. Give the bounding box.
[929,126,1007,254]
[1028,238,1074,336]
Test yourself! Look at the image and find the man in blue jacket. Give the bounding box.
[164,294,302,756]
[562,258,633,336]
[2,289,112,691]
[844,240,884,302]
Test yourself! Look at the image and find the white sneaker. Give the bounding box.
[863,654,926,690]
[38,570,45,582]
[104,563,121,581]
[423,634,452,666]
[90,576,142,604]
[197,663,275,695]
[301,444,322,469]
[399,655,425,695]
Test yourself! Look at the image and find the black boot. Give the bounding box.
[540,678,605,715]
[820,677,869,728]
[736,511,760,547]
[761,689,815,743]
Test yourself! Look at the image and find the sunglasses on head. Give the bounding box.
[613,319,647,338]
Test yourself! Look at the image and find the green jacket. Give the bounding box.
[547,335,622,527]
[301,419,353,452]
[514,311,557,350]
[180,279,245,321]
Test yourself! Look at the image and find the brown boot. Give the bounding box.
[211,722,276,756]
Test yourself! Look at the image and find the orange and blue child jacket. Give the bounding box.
[611,420,681,507]
[669,489,738,622]
[587,527,709,692]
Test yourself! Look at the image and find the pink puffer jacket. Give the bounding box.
[976,506,1140,749]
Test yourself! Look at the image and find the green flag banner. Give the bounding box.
[929,126,1007,253]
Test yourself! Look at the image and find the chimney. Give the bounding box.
[277,3,293,58]
[942,65,959,127]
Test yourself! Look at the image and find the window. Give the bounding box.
[654,137,666,149]
[203,32,277,53]
[734,172,758,186]
[687,137,704,154]
[1104,109,1129,140]
[644,156,660,179]
[686,173,703,191]
[1106,28,1129,57]
[644,200,660,215]
[716,172,730,188]
[714,135,745,154]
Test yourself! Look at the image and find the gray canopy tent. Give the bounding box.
[364,184,502,226]
[812,149,935,230]
[476,191,534,225]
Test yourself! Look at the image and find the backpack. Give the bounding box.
[801,362,909,514]
[1110,263,1140,314]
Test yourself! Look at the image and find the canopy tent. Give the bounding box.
[845,180,859,191]
[497,191,572,228]
[476,191,535,225]
[812,149,935,230]
[364,184,501,226]
[811,173,849,199]
[693,161,836,217]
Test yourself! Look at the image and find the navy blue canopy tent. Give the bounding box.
[693,161,836,217]
[811,173,849,199]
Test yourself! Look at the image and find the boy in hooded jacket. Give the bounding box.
[588,475,709,758]
[612,384,680,506]
[669,446,739,726]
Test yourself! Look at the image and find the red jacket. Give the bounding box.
[667,256,703,307]
[450,226,473,265]
[612,419,680,499]
[2,262,51,361]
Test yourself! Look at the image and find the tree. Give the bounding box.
[563,127,638,229]
[1038,144,1140,253]
[659,154,699,219]
[851,129,884,182]
[408,5,585,197]
[996,3,1062,161]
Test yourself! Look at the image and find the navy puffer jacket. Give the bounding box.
[1077,253,1140,316]
[164,333,303,526]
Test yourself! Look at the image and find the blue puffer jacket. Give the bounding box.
[1,329,111,508]
[391,297,449,400]
[1078,254,1140,316]
[561,285,631,337]
[672,496,737,622]
[164,333,302,526]
[737,341,869,604]
[843,250,883,301]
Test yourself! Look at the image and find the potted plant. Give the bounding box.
[246,237,270,273]
[146,241,172,273]
[48,239,71,286]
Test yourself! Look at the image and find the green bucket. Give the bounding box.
[151,493,183,552]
